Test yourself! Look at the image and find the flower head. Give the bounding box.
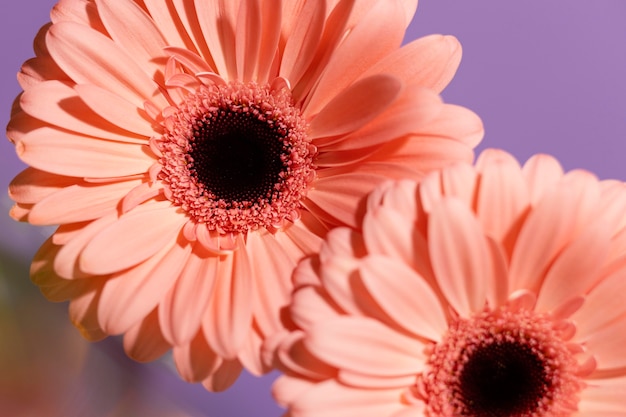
[8,0,482,390]
[271,149,626,416]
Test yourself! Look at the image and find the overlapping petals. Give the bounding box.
[8,0,482,390]
[271,149,626,416]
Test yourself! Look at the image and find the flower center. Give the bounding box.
[155,81,315,234]
[420,308,583,417]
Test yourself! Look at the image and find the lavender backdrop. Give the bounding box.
[0,1,624,416]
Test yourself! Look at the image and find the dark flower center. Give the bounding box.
[156,81,314,233]
[188,110,288,204]
[458,341,549,416]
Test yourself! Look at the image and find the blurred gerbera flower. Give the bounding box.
[271,149,626,417]
[7,0,482,390]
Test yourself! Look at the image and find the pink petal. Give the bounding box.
[98,239,192,334]
[309,74,403,141]
[79,201,186,275]
[319,86,443,151]
[20,81,149,142]
[29,179,141,225]
[16,127,153,178]
[201,359,243,392]
[358,254,447,341]
[234,0,262,82]
[173,331,219,382]
[51,0,105,30]
[194,0,238,79]
[290,378,407,417]
[203,235,254,359]
[304,0,405,116]
[305,316,425,377]
[306,171,384,228]
[272,375,317,408]
[475,149,530,243]
[508,171,600,292]
[583,318,626,371]
[74,84,155,137]
[428,198,491,316]
[236,326,268,376]
[159,245,219,346]
[68,282,107,342]
[290,285,342,331]
[123,309,171,362]
[95,0,168,79]
[522,153,564,205]
[418,104,484,148]
[9,167,76,205]
[536,221,611,313]
[577,375,626,415]
[246,231,295,336]
[142,0,194,50]
[279,0,325,86]
[254,0,282,81]
[46,21,162,107]
[361,34,462,93]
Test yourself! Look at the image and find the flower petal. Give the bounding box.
[358,254,447,341]
[309,74,403,141]
[522,154,564,205]
[46,21,162,107]
[173,330,219,382]
[203,235,254,359]
[159,245,218,346]
[98,239,191,335]
[123,309,171,363]
[79,201,186,275]
[29,179,141,225]
[428,198,491,316]
[16,127,153,178]
[305,316,425,377]
[361,34,462,93]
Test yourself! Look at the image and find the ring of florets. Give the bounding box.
[154,81,315,234]
[418,308,583,417]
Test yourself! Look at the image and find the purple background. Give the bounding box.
[1,1,625,416]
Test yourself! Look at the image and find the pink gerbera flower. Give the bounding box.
[7,0,482,390]
[271,149,626,416]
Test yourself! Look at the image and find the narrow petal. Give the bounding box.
[46,21,162,107]
[159,246,218,346]
[143,0,195,50]
[309,74,403,141]
[306,172,384,228]
[74,84,156,137]
[522,154,564,205]
[305,316,425,377]
[358,254,447,341]
[577,375,626,415]
[203,235,254,359]
[95,0,168,78]
[173,331,220,382]
[79,201,186,275]
[29,179,142,225]
[418,104,484,148]
[279,0,325,86]
[508,171,600,292]
[428,198,491,316]
[290,378,408,417]
[475,149,530,243]
[98,239,191,335]
[254,0,282,81]
[201,359,243,392]
[583,318,626,370]
[318,86,443,150]
[235,0,262,82]
[246,231,295,336]
[9,167,76,205]
[536,221,611,313]
[20,81,149,142]
[16,127,153,178]
[68,282,107,342]
[361,34,462,93]
[194,0,238,78]
[304,0,405,115]
[123,309,171,363]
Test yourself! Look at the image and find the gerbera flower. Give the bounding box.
[7,0,482,390]
[271,149,626,416]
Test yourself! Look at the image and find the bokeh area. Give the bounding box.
[1,1,625,416]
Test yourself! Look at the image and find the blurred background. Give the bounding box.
[1,1,625,416]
